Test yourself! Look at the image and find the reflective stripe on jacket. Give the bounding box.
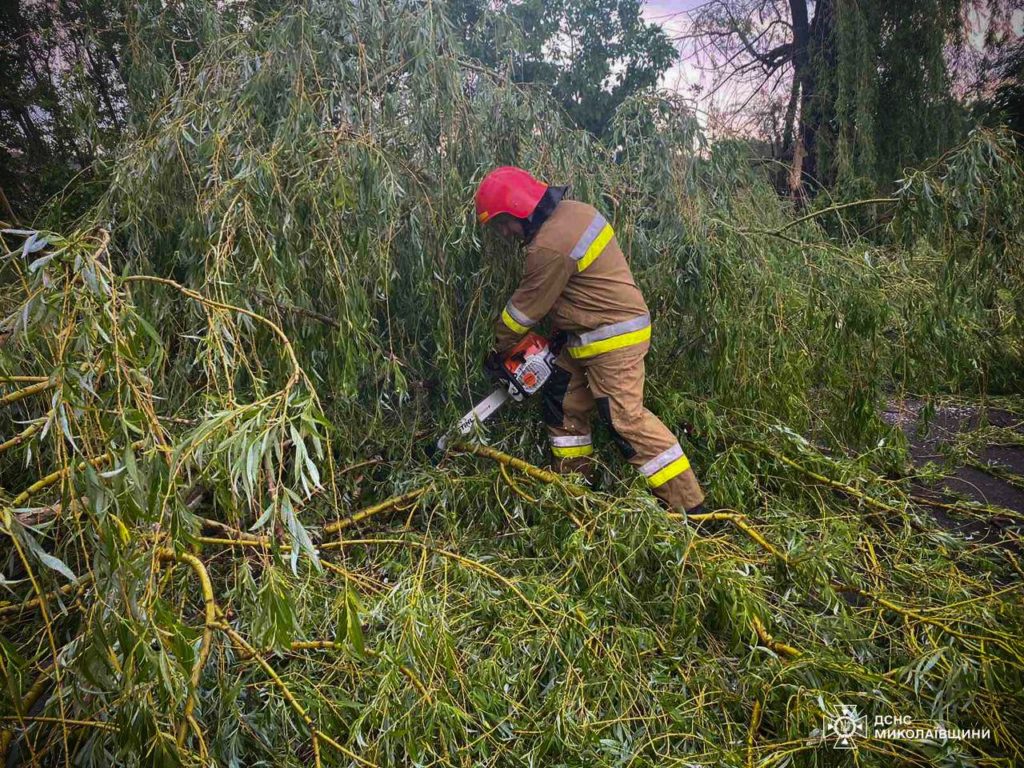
[566,314,651,359]
[494,200,650,355]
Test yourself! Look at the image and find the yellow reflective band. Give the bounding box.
[567,324,651,359]
[647,454,691,488]
[551,444,594,458]
[576,223,614,272]
[501,307,530,335]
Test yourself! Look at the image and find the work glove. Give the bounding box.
[482,351,505,383]
[482,351,527,402]
[549,330,568,355]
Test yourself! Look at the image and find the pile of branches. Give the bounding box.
[2,1,1023,765]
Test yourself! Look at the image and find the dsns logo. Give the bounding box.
[823,704,867,749]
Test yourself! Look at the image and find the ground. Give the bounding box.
[883,398,1024,547]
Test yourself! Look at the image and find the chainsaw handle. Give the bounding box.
[482,351,505,381]
[482,351,525,399]
[549,330,568,356]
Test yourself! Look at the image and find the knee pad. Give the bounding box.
[596,397,637,458]
[541,365,572,427]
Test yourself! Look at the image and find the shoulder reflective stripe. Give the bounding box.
[501,307,530,335]
[647,454,691,488]
[569,214,607,260]
[569,213,613,271]
[640,444,684,477]
[567,325,651,359]
[550,434,592,447]
[575,314,650,346]
[576,223,614,272]
[504,301,536,329]
[552,443,594,458]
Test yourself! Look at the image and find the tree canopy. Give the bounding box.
[452,0,678,137]
[1,0,678,222]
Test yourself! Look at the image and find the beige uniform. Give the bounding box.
[493,200,705,512]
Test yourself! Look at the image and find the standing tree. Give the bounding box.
[677,0,1018,199]
[0,0,128,222]
[451,0,678,138]
[974,37,1024,136]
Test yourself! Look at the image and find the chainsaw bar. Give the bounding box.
[437,387,510,450]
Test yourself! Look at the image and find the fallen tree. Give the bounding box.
[1,1,1023,765]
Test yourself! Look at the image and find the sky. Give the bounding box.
[640,0,767,134]
[642,0,708,94]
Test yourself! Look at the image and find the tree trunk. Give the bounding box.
[789,0,837,199]
[84,43,122,133]
[14,105,46,153]
[0,183,16,224]
[788,130,806,206]
[776,75,801,195]
[788,0,815,199]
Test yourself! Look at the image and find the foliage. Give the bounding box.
[816,0,967,193]
[0,0,674,228]
[451,0,677,138]
[0,1,1023,766]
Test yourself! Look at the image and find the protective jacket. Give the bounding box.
[494,200,652,358]
[492,198,706,512]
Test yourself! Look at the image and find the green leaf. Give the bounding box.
[19,525,78,582]
[346,587,365,658]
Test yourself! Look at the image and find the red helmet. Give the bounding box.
[475,166,548,224]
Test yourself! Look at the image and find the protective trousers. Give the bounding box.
[541,343,705,512]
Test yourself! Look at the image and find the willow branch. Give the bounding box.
[451,441,586,496]
[155,548,218,750]
[747,442,904,515]
[324,486,431,534]
[318,536,579,666]
[750,615,801,659]
[0,575,94,618]
[746,698,762,768]
[0,380,54,408]
[0,662,55,758]
[123,275,304,386]
[0,422,42,455]
[0,376,48,384]
[772,198,897,234]
[252,292,341,330]
[217,623,379,768]
[678,510,791,563]
[289,641,431,702]
[2,439,145,514]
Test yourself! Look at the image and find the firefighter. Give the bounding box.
[476,166,706,515]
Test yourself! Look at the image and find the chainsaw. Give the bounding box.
[437,332,559,451]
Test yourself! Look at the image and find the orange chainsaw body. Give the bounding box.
[501,332,557,397]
